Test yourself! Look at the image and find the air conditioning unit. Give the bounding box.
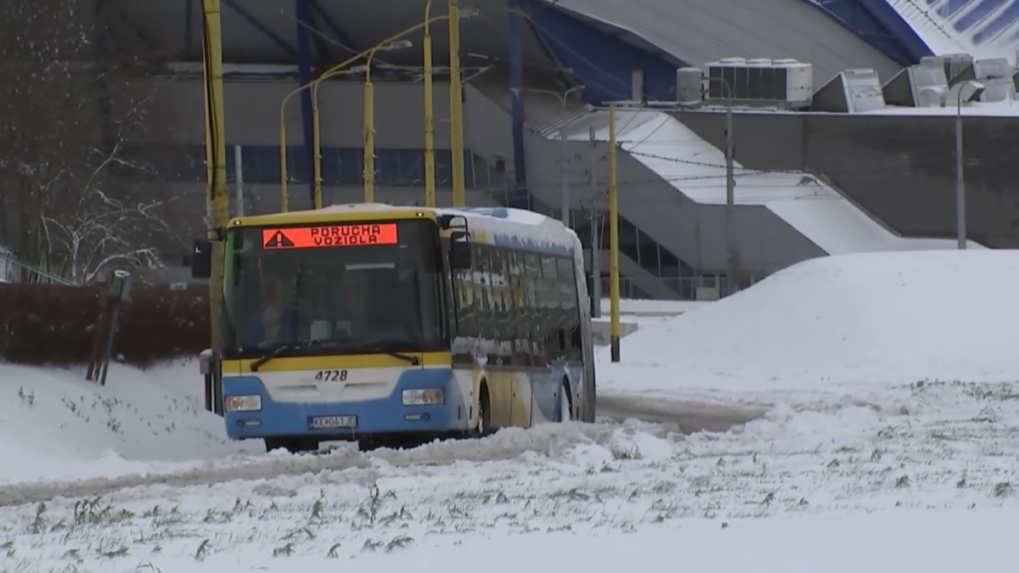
[675,66,704,105]
[882,63,949,108]
[945,56,1016,101]
[811,68,886,113]
[922,53,974,86]
[703,57,813,108]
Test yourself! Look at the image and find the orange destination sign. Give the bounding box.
[262,223,399,250]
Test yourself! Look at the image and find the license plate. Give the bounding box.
[308,416,357,430]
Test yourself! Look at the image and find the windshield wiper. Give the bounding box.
[360,338,422,366]
[250,343,301,372]
[372,350,420,366]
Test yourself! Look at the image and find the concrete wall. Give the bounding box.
[675,110,1019,248]
[168,183,499,239]
[149,77,453,149]
[127,78,499,243]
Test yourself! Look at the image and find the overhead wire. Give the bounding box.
[254,4,813,202]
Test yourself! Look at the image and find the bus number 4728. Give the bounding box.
[315,370,348,382]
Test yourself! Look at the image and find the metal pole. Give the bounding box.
[234,144,244,216]
[955,93,966,250]
[589,124,601,318]
[724,95,736,295]
[99,302,121,387]
[201,0,228,358]
[364,50,382,203]
[312,104,323,209]
[448,0,466,207]
[363,80,375,203]
[423,0,437,208]
[560,96,569,226]
[608,105,620,363]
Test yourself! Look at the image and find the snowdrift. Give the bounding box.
[598,251,1019,396]
[0,360,255,484]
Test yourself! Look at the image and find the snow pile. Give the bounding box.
[0,360,255,484]
[598,250,1019,398]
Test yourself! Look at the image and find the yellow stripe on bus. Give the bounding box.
[231,208,437,228]
[223,352,453,373]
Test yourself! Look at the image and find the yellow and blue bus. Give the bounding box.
[192,204,596,453]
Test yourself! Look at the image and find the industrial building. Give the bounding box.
[116,0,1019,298]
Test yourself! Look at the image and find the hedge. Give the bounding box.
[0,282,210,367]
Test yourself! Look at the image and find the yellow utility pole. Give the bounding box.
[362,49,383,203]
[448,0,465,207]
[201,0,229,352]
[608,104,620,363]
[311,101,323,209]
[423,0,437,208]
[279,15,462,210]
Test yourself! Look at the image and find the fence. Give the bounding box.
[0,252,76,286]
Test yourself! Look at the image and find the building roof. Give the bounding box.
[114,0,926,104]
[880,0,1019,59]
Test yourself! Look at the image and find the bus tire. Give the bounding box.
[264,437,318,454]
[560,378,573,423]
[476,383,492,437]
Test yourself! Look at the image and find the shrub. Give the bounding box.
[0,283,209,367]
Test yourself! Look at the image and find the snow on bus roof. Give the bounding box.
[435,207,578,257]
[259,203,578,257]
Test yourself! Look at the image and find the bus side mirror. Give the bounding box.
[192,239,213,279]
[449,232,471,269]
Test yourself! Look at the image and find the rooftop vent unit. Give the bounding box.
[676,67,704,105]
[811,68,886,113]
[703,57,813,108]
[949,57,1016,102]
[921,53,974,86]
[882,62,949,107]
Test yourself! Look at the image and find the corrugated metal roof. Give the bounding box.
[541,0,904,84]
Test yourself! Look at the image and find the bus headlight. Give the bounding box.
[225,395,262,412]
[402,389,444,406]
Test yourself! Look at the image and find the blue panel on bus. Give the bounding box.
[222,368,467,440]
[529,362,583,423]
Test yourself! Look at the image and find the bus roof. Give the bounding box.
[230,203,434,227]
[231,203,579,257]
[435,207,577,257]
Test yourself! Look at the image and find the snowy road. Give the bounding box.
[0,400,758,509]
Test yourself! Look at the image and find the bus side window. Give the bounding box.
[538,255,561,361]
[521,253,544,366]
[570,326,583,358]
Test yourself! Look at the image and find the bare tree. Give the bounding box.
[0,0,188,283]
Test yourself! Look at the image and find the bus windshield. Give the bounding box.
[221,219,446,358]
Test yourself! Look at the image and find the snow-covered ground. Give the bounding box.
[1,250,1018,572]
[0,360,261,485]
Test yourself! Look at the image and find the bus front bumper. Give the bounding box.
[221,369,470,440]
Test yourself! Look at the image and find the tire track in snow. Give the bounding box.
[0,424,594,507]
[597,394,766,434]
[0,401,764,507]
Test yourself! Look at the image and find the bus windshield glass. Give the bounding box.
[221,219,445,358]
